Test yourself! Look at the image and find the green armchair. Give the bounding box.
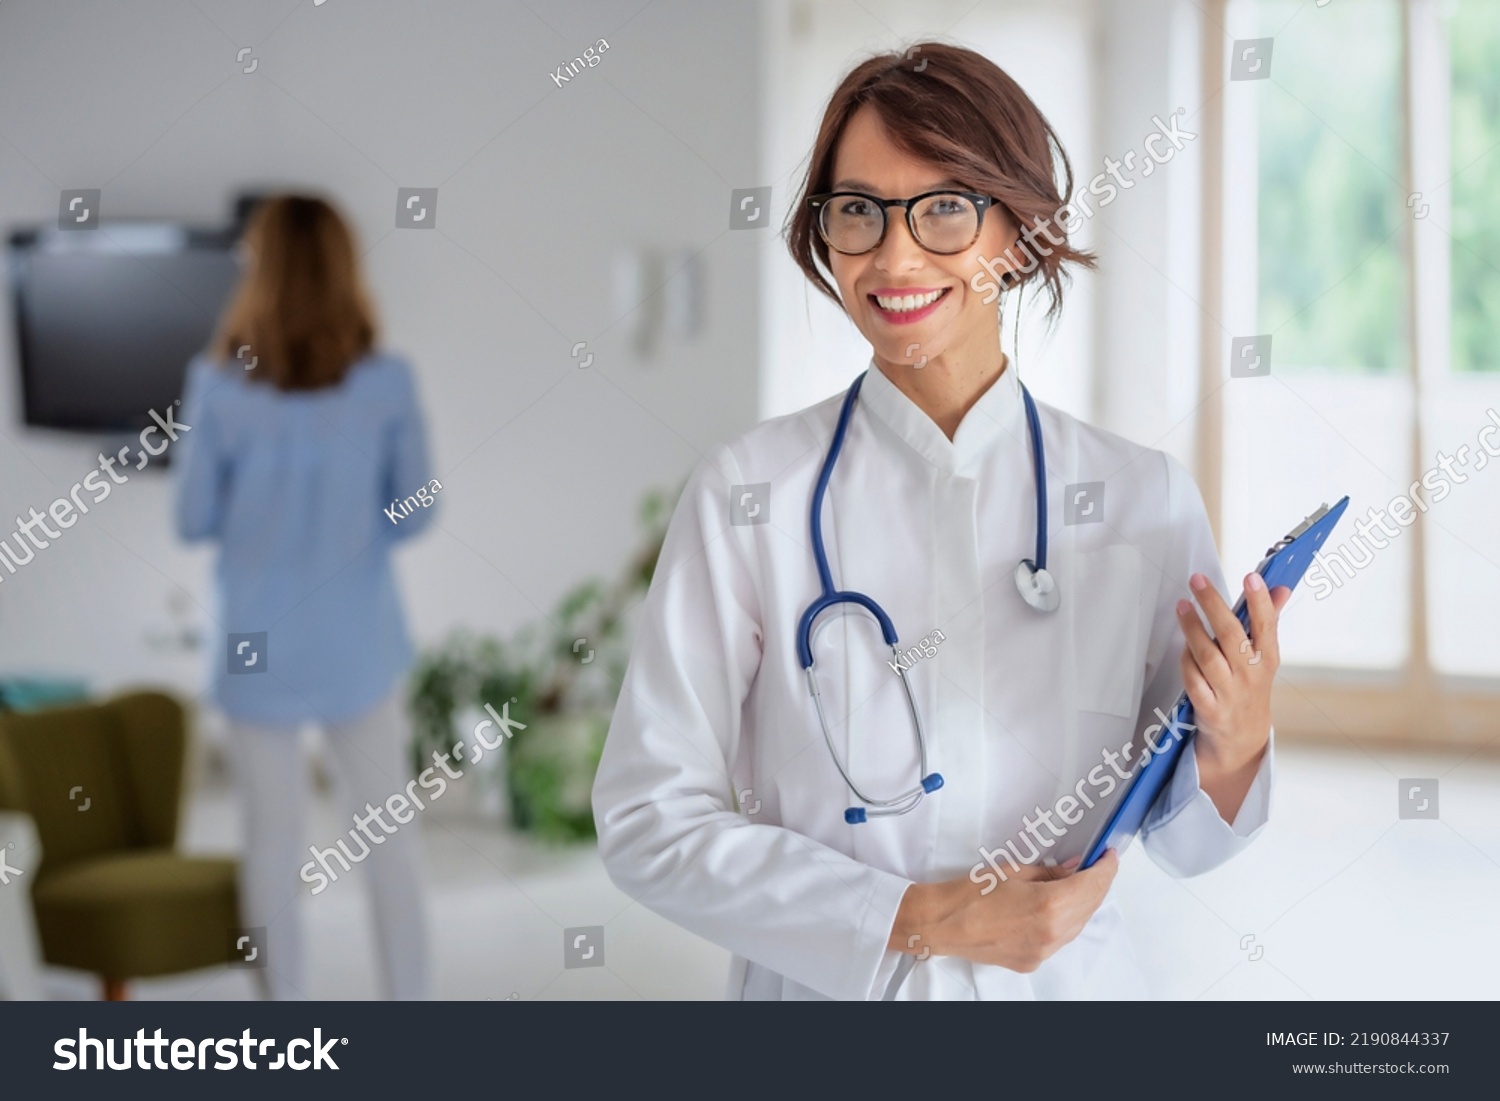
[0,691,237,999]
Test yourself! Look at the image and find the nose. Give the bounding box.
[873,208,926,271]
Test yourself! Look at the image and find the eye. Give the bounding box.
[923,196,970,218]
[835,196,879,217]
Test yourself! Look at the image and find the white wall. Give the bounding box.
[1090,0,1206,465]
[0,0,763,710]
[0,0,1214,709]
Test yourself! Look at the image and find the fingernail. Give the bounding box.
[1176,598,1192,615]
[1190,573,1207,591]
[1062,855,1082,869]
[1247,573,1265,591]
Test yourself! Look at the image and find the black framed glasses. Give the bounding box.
[808,190,999,255]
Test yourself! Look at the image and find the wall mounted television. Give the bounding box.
[7,221,241,433]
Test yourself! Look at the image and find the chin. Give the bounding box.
[877,337,941,368]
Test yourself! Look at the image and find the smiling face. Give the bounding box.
[825,105,1020,380]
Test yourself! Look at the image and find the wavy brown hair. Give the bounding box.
[786,41,1095,324]
[210,194,377,390]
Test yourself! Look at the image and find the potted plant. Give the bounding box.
[407,489,672,841]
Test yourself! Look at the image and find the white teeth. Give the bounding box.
[874,289,944,311]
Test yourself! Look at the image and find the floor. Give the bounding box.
[36,740,1500,1001]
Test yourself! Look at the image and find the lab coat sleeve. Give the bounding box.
[592,449,914,1001]
[174,356,229,543]
[1136,452,1275,878]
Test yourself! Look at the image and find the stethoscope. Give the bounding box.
[797,368,1058,825]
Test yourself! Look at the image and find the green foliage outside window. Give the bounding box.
[1450,0,1500,374]
[1257,0,1407,375]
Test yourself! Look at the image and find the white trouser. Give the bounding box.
[0,811,45,1000]
[228,690,429,1000]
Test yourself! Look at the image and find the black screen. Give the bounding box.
[10,224,240,431]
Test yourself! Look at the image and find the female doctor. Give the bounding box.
[592,42,1292,1000]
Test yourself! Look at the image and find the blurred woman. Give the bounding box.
[176,194,435,1000]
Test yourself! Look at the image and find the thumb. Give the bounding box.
[1270,585,1293,612]
[1066,849,1120,896]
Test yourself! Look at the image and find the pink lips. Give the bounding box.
[868,286,950,325]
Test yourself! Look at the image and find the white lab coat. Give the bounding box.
[592,362,1273,1000]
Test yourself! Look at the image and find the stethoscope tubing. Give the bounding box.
[796,367,1051,821]
[1021,379,1048,574]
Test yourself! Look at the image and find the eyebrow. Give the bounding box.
[831,178,968,193]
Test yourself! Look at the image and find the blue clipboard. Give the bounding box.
[1078,496,1350,869]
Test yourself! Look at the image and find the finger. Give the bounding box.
[999,861,1060,883]
[1180,647,1218,716]
[1241,573,1280,668]
[1043,849,1118,891]
[1068,849,1119,901]
[1189,573,1248,663]
[1034,859,1082,882]
[1177,597,1233,695]
[1041,852,1120,942]
[1270,585,1292,613]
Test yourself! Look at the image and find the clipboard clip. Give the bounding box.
[1264,502,1332,559]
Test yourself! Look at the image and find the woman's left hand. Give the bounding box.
[1175,572,1292,822]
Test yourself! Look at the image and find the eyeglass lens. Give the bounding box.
[819,193,980,254]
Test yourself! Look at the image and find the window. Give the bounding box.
[1223,0,1413,672]
[1449,1,1500,379]
[1214,0,1500,716]
[1423,0,1500,677]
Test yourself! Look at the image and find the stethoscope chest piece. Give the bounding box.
[1015,559,1060,613]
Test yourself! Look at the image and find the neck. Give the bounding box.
[871,345,1009,441]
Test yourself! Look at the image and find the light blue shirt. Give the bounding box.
[175,351,436,724]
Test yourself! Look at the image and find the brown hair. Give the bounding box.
[210,194,377,390]
[786,41,1095,324]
